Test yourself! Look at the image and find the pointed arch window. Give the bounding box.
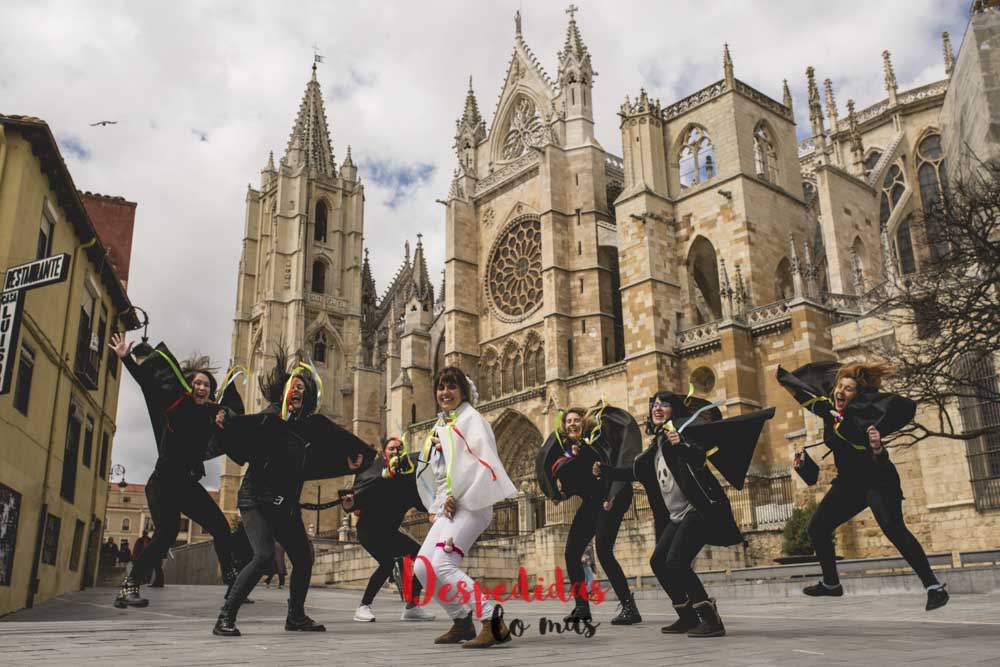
[678,127,716,189]
[313,331,327,364]
[774,257,794,301]
[879,164,906,226]
[513,354,523,392]
[863,150,883,179]
[895,216,917,275]
[315,200,328,243]
[916,132,949,261]
[753,123,778,183]
[311,260,326,294]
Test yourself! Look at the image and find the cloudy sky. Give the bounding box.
[2,1,968,488]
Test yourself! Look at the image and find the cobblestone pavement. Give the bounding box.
[2,585,999,666]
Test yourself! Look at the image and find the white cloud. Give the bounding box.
[1,0,968,488]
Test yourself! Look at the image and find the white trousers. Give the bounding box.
[412,505,493,620]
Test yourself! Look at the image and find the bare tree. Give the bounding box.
[867,159,1000,448]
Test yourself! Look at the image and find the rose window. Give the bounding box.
[486,217,543,321]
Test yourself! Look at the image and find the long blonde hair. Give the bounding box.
[558,407,595,442]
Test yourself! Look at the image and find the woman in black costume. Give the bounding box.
[212,353,374,636]
[342,436,435,623]
[777,360,948,611]
[595,391,773,638]
[536,405,642,625]
[109,333,239,609]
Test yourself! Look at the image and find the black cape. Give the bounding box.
[348,452,426,524]
[678,408,776,490]
[220,408,375,480]
[126,341,245,465]
[777,363,916,447]
[536,406,643,504]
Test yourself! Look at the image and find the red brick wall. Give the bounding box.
[80,193,136,285]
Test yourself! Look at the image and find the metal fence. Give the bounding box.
[724,470,795,531]
[398,498,521,543]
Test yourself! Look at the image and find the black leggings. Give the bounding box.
[357,519,422,606]
[565,486,633,603]
[130,473,234,583]
[650,512,709,605]
[809,481,938,588]
[228,506,314,614]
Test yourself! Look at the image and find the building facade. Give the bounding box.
[0,115,137,614]
[230,6,1000,582]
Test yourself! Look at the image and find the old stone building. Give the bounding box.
[231,6,1000,588]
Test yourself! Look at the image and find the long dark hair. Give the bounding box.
[259,349,319,417]
[181,354,218,398]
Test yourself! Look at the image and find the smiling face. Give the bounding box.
[564,411,586,440]
[288,377,306,412]
[651,397,673,426]
[384,439,403,459]
[436,380,463,411]
[833,377,858,411]
[190,373,213,405]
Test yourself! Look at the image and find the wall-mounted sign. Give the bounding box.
[0,254,70,394]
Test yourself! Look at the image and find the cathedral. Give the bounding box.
[222,6,1000,577]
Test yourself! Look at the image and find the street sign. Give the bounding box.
[0,254,70,394]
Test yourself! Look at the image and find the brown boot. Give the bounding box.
[462,618,510,649]
[434,612,476,644]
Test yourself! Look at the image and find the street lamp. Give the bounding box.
[117,305,152,358]
[110,464,127,489]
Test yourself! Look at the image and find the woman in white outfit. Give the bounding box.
[413,366,518,648]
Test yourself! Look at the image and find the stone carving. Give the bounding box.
[663,81,727,120]
[735,81,795,121]
[485,216,543,322]
[482,207,495,226]
[502,97,546,160]
[474,152,538,197]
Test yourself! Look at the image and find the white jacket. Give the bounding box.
[416,402,517,513]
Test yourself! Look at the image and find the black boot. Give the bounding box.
[563,597,592,624]
[661,599,699,634]
[926,584,949,611]
[113,576,148,609]
[213,600,241,637]
[286,600,326,632]
[687,598,725,638]
[803,580,843,597]
[610,593,642,625]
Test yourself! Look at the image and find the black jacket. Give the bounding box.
[123,354,220,480]
[349,453,426,528]
[606,433,743,547]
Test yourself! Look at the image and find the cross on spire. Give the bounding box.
[566,4,579,20]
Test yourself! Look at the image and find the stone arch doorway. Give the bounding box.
[491,409,544,491]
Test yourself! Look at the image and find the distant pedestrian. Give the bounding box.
[118,539,132,565]
[582,551,596,589]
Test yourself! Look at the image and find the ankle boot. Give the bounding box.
[113,576,148,609]
[687,598,725,638]
[285,600,326,631]
[610,593,642,625]
[661,599,699,634]
[563,597,592,624]
[463,617,511,649]
[212,601,241,637]
[434,611,476,644]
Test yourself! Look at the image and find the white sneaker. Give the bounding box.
[353,604,376,622]
[400,604,436,621]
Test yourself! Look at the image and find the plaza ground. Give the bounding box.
[2,584,999,666]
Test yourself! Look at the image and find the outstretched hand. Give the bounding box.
[109,332,133,359]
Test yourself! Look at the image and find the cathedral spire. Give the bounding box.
[806,67,827,158]
[411,233,432,301]
[942,32,955,76]
[782,79,793,113]
[723,43,735,88]
[824,78,839,132]
[454,76,486,174]
[285,64,336,176]
[846,99,865,176]
[362,247,376,308]
[560,4,590,64]
[882,50,899,106]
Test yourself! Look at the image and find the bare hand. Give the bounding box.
[444,495,457,519]
[592,462,603,478]
[793,452,804,469]
[215,410,226,429]
[341,493,354,511]
[666,430,681,445]
[556,479,564,493]
[347,453,364,471]
[109,332,133,359]
[868,425,883,453]
[602,500,612,511]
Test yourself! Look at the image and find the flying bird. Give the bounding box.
[89,120,118,127]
